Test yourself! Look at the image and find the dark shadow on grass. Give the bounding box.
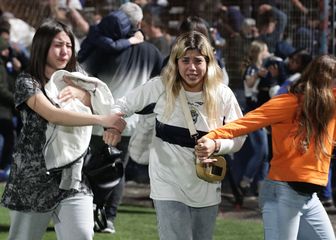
[0,225,55,232]
[118,209,156,215]
[46,227,55,232]
[118,207,156,215]
[0,225,9,232]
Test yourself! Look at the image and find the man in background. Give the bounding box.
[79,2,163,234]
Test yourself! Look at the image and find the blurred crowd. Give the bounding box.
[0,0,335,221]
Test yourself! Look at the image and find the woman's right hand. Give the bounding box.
[100,113,126,133]
[195,137,216,161]
[60,76,91,106]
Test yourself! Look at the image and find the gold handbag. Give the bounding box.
[195,155,226,183]
[179,87,226,183]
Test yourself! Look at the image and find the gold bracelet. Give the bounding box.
[213,139,220,153]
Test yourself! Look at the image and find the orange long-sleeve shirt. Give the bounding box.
[206,92,336,186]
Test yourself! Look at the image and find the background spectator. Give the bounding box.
[79,2,163,234]
[141,3,171,57]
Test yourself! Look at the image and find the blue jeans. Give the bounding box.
[259,179,335,240]
[153,200,218,240]
[320,168,333,199]
[320,157,335,199]
[243,128,269,180]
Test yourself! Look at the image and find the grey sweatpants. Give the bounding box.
[153,200,219,240]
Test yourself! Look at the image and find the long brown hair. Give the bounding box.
[289,55,336,158]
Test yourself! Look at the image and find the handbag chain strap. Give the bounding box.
[179,87,199,143]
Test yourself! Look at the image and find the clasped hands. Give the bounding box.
[195,137,218,163]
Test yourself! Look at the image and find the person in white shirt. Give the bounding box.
[104,31,245,240]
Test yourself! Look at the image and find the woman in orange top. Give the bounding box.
[196,55,336,240]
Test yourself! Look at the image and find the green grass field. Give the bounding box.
[0,184,263,240]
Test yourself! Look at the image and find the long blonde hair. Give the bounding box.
[161,31,224,128]
[290,55,336,158]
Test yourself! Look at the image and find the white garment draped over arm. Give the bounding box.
[43,70,115,190]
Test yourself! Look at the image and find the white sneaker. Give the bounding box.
[101,220,116,234]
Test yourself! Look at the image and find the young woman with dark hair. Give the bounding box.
[1,19,125,240]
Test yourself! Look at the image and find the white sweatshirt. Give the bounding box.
[114,77,245,207]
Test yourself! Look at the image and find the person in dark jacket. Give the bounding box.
[77,2,144,63]
[79,2,163,234]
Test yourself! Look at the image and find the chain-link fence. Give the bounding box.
[1,0,334,88]
[132,0,334,89]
